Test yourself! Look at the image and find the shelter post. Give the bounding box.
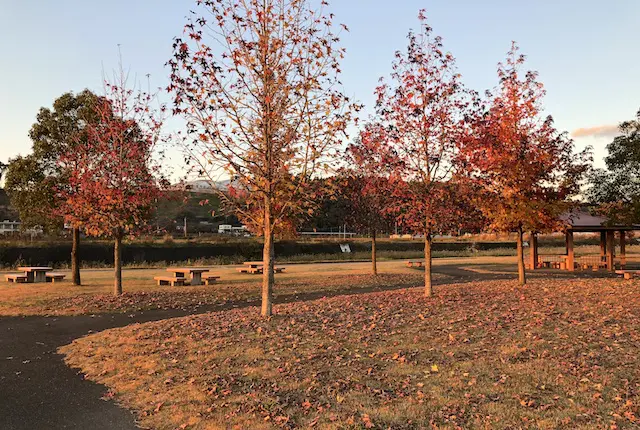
[606,231,615,272]
[566,230,575,272]
[600,231,607,264]
[620,231,626,269]
[529,232,538,270]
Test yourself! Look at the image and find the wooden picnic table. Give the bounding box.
[237,261,286,274]
[406,260,425,268]
[18,267,53,283]
[243,261,264,268]
[616,269,640,280]
[166,267,209,286]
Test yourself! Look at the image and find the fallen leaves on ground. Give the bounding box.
[23,273,426,316]
[60,278,640,429]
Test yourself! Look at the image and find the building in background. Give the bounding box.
[218,224,249,236]
[0,220,20,235]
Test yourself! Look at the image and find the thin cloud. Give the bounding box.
[572,124,619,139]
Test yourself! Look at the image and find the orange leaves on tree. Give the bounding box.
[169,0,359,316]
[460,42,592,283]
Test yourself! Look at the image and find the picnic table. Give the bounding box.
[616,269,640,280]
[166,267,209,286]
[406,260,425,268]
[237,261,285,274]
[19,267,53,283]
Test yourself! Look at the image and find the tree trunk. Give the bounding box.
[71,227,81,285]
[114,231,123,296]
[371,229,378,276]
[424,231,433,297]
[517,227,526,285]
[261,206,274,317]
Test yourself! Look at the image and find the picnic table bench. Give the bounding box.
[616,270,640,280]
[236,262,285,274]
[6,267,57,284]
[204,275,221,285]
[5,274,28,283]
[19,267,53,283]
[406,260,424,268]
[166,268,209,286]
[45,273,66,283]
[154,276,188,286]
[155,268,221,286]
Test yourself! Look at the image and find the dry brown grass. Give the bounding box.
[61,276,640,429]
[0,259,452,316]
[2,252,637,316]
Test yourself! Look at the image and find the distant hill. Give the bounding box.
[170,179,230,194]
[153,190,240,233]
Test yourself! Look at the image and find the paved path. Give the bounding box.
[0,264,607,429]
[0,310,198,429]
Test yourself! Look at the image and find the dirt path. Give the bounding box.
[0,263,607,429]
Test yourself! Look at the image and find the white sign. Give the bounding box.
[340,244,351,253]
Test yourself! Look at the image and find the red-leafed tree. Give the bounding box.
[462,43,591,285]
[344,122,398,275]
[393,176,485,239]
[168,0,358,316]
[62,68,165,296]
[375,11,471,296]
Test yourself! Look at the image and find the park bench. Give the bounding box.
[616,270,640,280]
[237,266,262,274]
[45,273,66,283]
[154,276,187,286]
[203,275,220,285]
[5,274,28,283]
[406,260,424,268]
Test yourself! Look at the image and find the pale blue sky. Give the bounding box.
[1,0,639,172]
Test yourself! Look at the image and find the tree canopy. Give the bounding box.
[462,43,592,284]
[4,90,100,233]
[587,109,640,224]
[169,0,358,316]
[375,11,471,296]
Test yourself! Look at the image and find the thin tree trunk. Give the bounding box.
[261,204,274,317]
[517,227,526,285]
[424,231,433,297]
[114,230,123,296]
[371,229,378,275]
[71,227,81,285]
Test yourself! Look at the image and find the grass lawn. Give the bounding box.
[60,276,640,429]
[0,259,452,316]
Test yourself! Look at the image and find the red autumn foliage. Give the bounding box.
[61,69,166,295]
[461,43,592,285]
[375,11,473,296]
[344,122,399,274]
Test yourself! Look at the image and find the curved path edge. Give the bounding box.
[0,266,597,429]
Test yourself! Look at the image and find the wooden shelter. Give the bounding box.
[529,210,640,272]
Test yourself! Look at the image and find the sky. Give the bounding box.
[1,0,639,176]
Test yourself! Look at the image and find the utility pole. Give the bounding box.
[183,217,187,238]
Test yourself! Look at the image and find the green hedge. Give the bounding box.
[0,240,517,267]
